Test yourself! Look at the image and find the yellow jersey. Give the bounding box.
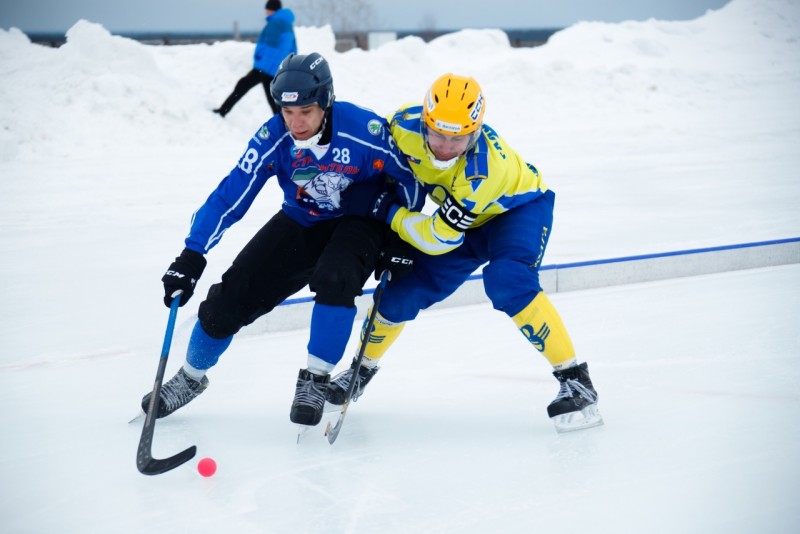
[386,104,548,255]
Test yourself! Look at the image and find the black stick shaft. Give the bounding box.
[136,293,197,475]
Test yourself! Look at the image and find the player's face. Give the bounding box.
[281,104,325,140]
[425,128,472,161]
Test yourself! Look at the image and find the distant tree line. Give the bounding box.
[292,0,378,32]
[27,27,560,49]
[25,0,559,50]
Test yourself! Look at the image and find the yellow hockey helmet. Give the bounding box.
[423,73,485,137]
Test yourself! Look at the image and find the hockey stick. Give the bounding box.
[325,269,391,444]
[136,291,197,475]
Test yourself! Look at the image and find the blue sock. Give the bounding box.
[185,321,233,371]
[307,303,357,366]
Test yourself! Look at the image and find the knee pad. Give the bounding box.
[310,264,364,307]
[483,258,540,316]
[198,297,244,339]
[197,267,255,338]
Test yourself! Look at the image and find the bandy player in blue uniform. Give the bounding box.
[332,73,603,432]
[141,53,423,428]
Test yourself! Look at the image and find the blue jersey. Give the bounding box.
[185,101,424,254]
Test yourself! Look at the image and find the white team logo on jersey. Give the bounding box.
[293,170,352,210]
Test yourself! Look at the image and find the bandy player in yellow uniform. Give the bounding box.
[334,73,603,432]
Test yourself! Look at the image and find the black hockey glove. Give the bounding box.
[161,248,207,307]
[341,180,397,223]
[376,239,415,282]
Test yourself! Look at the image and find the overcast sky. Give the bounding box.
[2,0,732,34]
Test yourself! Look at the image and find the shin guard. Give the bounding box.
[511,292,575,367]
[360,307,406,360]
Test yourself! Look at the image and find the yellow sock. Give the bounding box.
[511,292,575,366]
[360,308,406,361]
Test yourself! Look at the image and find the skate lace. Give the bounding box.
[332,369,353,390]
[295,378,327,407]
[160,372,201,412]
[556,378,597,403]
[333,368,370,401]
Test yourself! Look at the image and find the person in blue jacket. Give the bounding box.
[141,53,424,429]
[214,0,297,118]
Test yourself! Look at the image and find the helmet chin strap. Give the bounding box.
[291,117,327,148]
[425,140,462,170]
[427,152,460,170]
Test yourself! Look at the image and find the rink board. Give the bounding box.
[246,237,800,334]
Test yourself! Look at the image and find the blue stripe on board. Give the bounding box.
[277,237,800,307]
[542,236,800,270]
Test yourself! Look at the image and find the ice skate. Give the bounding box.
[325,358,380,405]
[140,368,209,419]
[547,362,604,433]
[290,369,330,428]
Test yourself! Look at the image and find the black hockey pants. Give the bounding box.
[198,211,386,339]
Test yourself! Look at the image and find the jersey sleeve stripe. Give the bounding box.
[203,133,288,250]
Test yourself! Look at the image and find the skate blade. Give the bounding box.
[552,404,604,433]
[296,424,314,444]
[128,410,146,424]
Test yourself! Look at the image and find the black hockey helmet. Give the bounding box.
[269,52,334,110]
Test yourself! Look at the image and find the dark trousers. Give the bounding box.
[198,211,387,339]
[216,68,280,116]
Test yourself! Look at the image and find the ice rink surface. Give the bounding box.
[2,264,798,533]
[2,0,799,531]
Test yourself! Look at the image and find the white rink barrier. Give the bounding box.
[244,237,800,334]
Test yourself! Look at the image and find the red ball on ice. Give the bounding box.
[197,457,217,477]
